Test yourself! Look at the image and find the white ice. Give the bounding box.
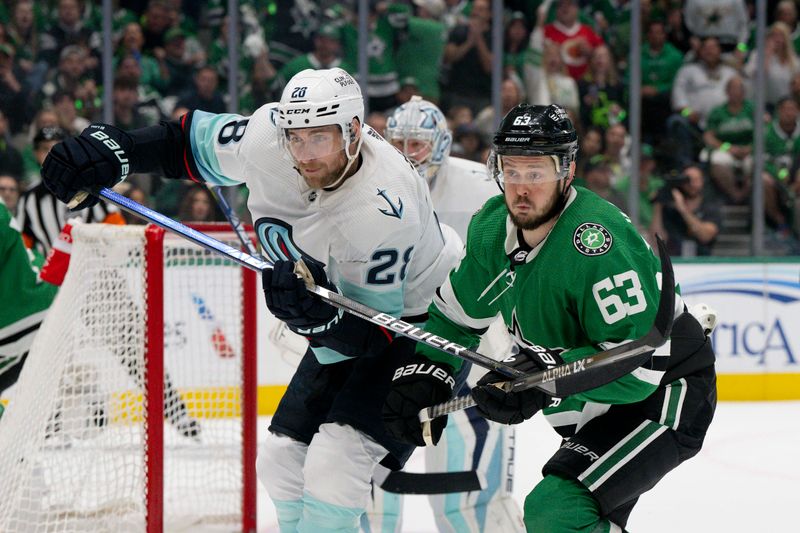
[256,401,800,532]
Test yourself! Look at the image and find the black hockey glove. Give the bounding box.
[382,355,456,446]
[472,347,562,425]
[42,124,134,210]
[263,257,343,337]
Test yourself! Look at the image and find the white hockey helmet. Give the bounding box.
[385,96,452,183]
[278,68,365,175]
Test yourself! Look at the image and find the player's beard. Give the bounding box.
[506,182,568,231]
[296,150,349,189]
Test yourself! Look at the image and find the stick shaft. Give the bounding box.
[95,187,526,380]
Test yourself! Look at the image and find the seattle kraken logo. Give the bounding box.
[377,188,404,219]
[254,217,305,262]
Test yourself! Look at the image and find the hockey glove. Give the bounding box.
[42,124,134,210]
[263,257,343,337]
[472,347,562,425]
[382,355,456,446]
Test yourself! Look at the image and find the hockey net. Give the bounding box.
[0,223,257,532]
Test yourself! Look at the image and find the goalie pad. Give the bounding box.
[426,409,524,533]
[268,319,309,368]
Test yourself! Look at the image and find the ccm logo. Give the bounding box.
[285,109,310,114]
[89,130,130,180]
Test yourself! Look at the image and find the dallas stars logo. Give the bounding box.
[573,222,612,256]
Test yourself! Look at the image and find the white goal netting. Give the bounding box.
[0,223,256,532]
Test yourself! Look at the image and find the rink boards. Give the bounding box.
[2,260,798,418]
[256,259,800,405]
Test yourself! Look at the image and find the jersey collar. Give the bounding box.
[503,186,577,264]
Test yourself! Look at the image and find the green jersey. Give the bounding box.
[341,16,400,98]
[640,42,684,94]
[396,17,446,102]
[0,200,57,371]
[419,187,669,437]
[705,101,755,147]
[279,54,343,90]
[764,120,800,181]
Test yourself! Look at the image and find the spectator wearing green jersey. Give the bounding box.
[277,24,343,95]
[703,75,755,205]
[614,144,664,231]
[640,18,684,146]
[763,97,800,237]
[396,1,448,104]
[340,2,407,112]
[578,44,625,130]
[114,22,167,95]
[503,11,529,82]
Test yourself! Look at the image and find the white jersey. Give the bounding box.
[428,156,500,241]
[183,105,463,362]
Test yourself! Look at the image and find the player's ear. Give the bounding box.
[350,118,361,143]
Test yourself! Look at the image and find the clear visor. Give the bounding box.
[280,126,347,163]
[388,136,433,168]
[490,153,565,185]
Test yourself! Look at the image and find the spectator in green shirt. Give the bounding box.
[764,97,800,236]
[614,144,664,231]
[503,11,529,82]
[277,24,343,95]
[396,1,447,104]
[640,18,684,145]
[114,22,167,95]
[703,75,755,205]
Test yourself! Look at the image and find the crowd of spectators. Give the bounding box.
[1,0,800,256]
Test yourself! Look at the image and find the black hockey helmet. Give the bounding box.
[489,104,578,188]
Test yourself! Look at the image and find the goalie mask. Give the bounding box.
[385,96,452,183]
[488,104,578,191]
[277,68,365,188]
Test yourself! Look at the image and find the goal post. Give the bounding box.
[0,222,258,532]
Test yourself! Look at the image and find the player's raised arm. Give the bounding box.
[39,108,257,210]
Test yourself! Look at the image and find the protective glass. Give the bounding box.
[490,153,563,185]
[280,126,346,162]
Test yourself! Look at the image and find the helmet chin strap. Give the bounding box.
[322,132,364,191]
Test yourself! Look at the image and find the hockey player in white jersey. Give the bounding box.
[39,68,468,533]
[365,97,524,533]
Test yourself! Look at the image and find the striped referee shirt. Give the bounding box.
[16,182,125,255]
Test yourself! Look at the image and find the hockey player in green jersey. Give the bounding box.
[382,104,717,532]
[0,198,57,418]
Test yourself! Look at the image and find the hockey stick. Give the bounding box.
[208,185,263,258]
[71,188,529,381]
[379,470,484,494]
[83,188,675,403]
[418,237,675,434]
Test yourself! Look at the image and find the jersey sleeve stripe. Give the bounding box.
[338,277,405,318]
[180,112,203,183]
[434,278,497,331]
